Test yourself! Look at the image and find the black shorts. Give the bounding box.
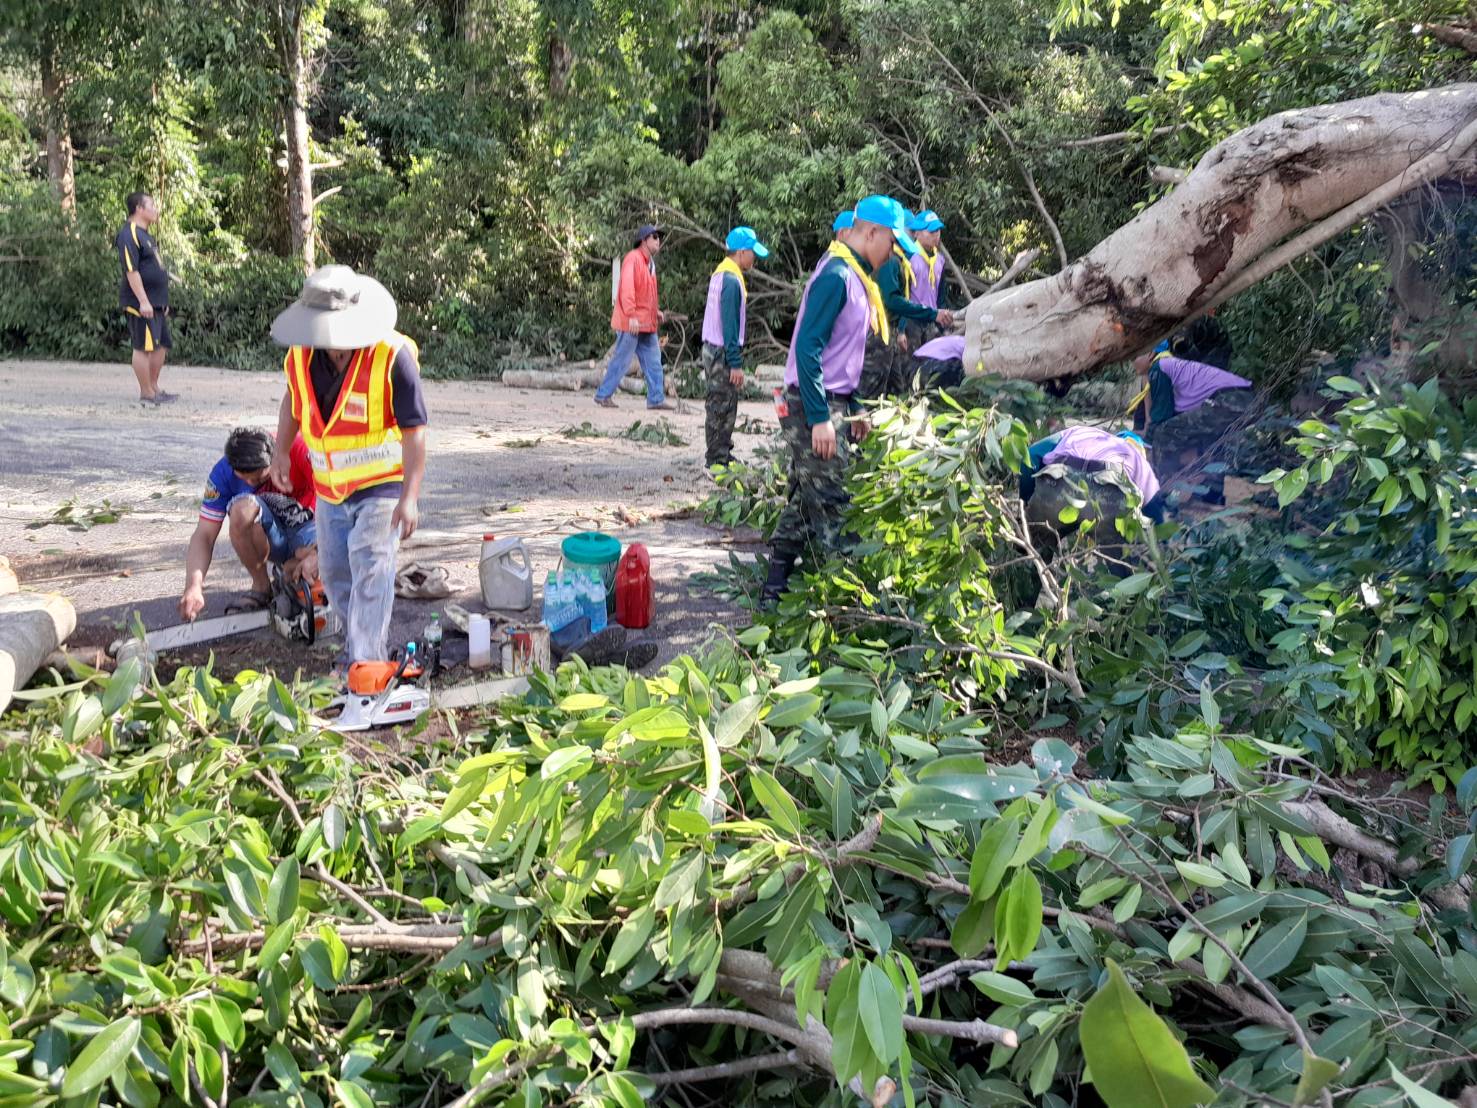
[126,310,171,353]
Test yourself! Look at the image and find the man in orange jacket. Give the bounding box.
[595,224,673,410]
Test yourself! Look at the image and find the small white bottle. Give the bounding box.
[468,615,492,670]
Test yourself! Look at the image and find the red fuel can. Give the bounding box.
[615,543,653,629]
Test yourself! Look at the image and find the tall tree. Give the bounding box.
[271,0,318,270]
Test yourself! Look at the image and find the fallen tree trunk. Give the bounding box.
[0,591,78,714]
[963,83,1477,382]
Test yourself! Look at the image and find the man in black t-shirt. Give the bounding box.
[116,191,176,405]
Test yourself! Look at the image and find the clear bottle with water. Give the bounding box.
[543,571,581,631]
[422,614,442,675]
[582,572,608,633]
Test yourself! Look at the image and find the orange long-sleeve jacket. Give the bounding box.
[611,248,660,334]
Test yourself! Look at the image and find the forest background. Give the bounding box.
[5,0,1475,387]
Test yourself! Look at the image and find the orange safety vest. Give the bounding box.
[283,333,417,504]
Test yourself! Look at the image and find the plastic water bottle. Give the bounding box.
[582,573,608,633]
[423,614,442,676]
[543,572,580,631]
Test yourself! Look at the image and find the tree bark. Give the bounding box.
[38,41,76,218]
[276,0,315,272]
[963,83,1477,382]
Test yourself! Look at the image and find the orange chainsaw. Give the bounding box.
[326,643,432,731]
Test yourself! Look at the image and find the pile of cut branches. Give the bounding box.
[2,645,1475,1105]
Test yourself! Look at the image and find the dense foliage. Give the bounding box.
[4,621,1477,1106]
[5,0,1475,379]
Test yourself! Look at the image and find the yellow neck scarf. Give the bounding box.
[828,240,888,345]
[1126,351,1171,416]
[714,256,746,299]
[893,244,914,299]
[923,248,939,287]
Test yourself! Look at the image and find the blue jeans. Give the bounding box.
[316,495,399,664]
[595,331,664,405]
[231,494,317,563]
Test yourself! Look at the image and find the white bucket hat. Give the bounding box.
[269,265,397,350]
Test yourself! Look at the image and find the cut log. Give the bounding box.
[0,592,78,714]
[501,363,645,393]
[963,83,1477,382]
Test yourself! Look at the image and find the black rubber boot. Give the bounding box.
[760,552,797,608]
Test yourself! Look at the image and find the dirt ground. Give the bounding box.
[0,359,771,683]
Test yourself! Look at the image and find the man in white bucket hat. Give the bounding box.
[267,265,429,665]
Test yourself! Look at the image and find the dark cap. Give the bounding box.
[633,224,660,246]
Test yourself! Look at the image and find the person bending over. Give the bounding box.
[179,428,318,620]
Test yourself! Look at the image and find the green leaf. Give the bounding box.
[1241,914,1307,979]
[996,867,1042,964]
[61,1017,141,1097]
[266,856,300,926]
[951,899,995,958]
[1112,572,1153,598]
[323,804,347,850]
[1173,861,1227,889]
[557,693,610,711]
[334,1079,377,1108]
[440,766,489,822]
[764,693,821,729]
[1277,467,1310,508]
[1198,678,1220,731]
[1388,1062,1458,1107]
[63,695,104,743]
[715,694,763,749]
[1292,1052,1342,1106]
[857,962,903,1065]
[101,658,142,715]
[605,1074,644,1108]
[969,816,1021,902]
[541,745,594,780]
[825,961,871,1083]
[1167,928,1202,964]
[1079,960,1215,1108]
[653,853,704,911]
[749,768,804,836]
[969,971,1035,1006]
[1447,833,1475,881]
[605,904,656,974]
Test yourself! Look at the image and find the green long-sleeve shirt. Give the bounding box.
[877,253,938,330]
[718,274,744,368]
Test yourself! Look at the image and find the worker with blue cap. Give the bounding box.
[905,210,951,348]
[701,226,769,468]
[762,194,915,605]
[869,209,954,397]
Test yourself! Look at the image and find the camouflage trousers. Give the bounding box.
[860,333,902,400]
[770,394,854,563]
[912,356,964,392]
[702,343,740,467]
[1025,468,1134,559]
[1148,386,1255,498]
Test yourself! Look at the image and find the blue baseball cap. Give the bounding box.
[725,226,769,257]
[832,210,856,232]
[1117,430,1147,448]
[908,209,945,232]
[852,195,919,255]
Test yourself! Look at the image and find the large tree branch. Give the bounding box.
[987,248,1041,294]
[963,83,1477,382]
[1192,112,1477,318]
[1419,22,1477,56]
[646,1050,801,1087]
